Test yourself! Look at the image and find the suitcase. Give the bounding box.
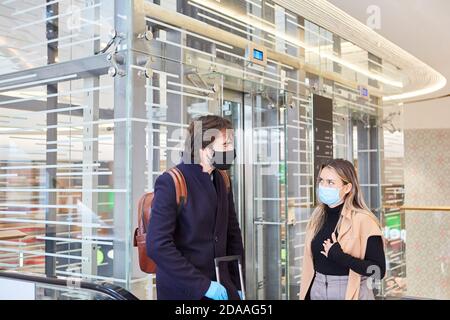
[214,255,246,300]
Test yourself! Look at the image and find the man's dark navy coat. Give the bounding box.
[146,161,244,300]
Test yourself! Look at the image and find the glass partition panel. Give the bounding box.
[246,85,286,299]
[0,0,136,297]
[0,0,114,75]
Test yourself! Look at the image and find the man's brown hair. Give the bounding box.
[183,115,233,164]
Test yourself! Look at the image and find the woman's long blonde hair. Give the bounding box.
[306,159,380,240]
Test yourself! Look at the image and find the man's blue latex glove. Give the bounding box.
[238,290,243,300]
[205,281,228,300]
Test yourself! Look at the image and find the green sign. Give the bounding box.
[279,163,286,184]
[385,213,401,230]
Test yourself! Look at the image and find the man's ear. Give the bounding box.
[200,147,212,159]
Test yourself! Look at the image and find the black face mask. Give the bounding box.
[211,149,236,170]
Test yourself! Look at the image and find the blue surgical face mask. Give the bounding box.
[317,185,343,207]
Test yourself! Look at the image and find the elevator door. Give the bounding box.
[221,90,245,234]
[222,86,290,300]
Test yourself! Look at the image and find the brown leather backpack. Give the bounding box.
[133,167,230,274]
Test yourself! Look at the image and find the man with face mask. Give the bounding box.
[147,115,244,300]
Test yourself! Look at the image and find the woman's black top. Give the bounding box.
[310,203,386,278]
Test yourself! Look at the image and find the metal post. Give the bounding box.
[45,0,59,280]
[113,0,148,291]
[244,93,256,299]
[81,0,101,278]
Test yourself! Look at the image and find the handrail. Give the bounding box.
[400,206,450,212]
[384,205,450,212]
[0,271,139,300]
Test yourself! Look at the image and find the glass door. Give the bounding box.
[243,85,289,300]
[221,89,244,231]
[221,75,311,300]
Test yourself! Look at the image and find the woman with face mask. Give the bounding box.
[147,115,244,300]
[299,159,386,300]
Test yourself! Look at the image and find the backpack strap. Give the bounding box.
[218,169,231,193]
[140,192,153,234]
[167,167,187,214]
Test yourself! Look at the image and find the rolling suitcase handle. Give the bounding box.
[214,255,246,300]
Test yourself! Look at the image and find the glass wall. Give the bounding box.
[0,0,124,296]
[0,0,412,300]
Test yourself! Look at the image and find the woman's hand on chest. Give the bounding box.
[320,232,338,258]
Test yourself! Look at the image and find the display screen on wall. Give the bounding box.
[313,94,334,198]
[253,49,264,61]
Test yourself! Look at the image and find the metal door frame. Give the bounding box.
[222,89,246,233]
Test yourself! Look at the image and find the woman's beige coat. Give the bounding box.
[299,206,383,300]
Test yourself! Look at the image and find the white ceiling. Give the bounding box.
[328,0,450,129]
[328,0,450,97]
[275,0,446,101]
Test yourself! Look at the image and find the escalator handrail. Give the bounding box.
[0,271,139,300]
